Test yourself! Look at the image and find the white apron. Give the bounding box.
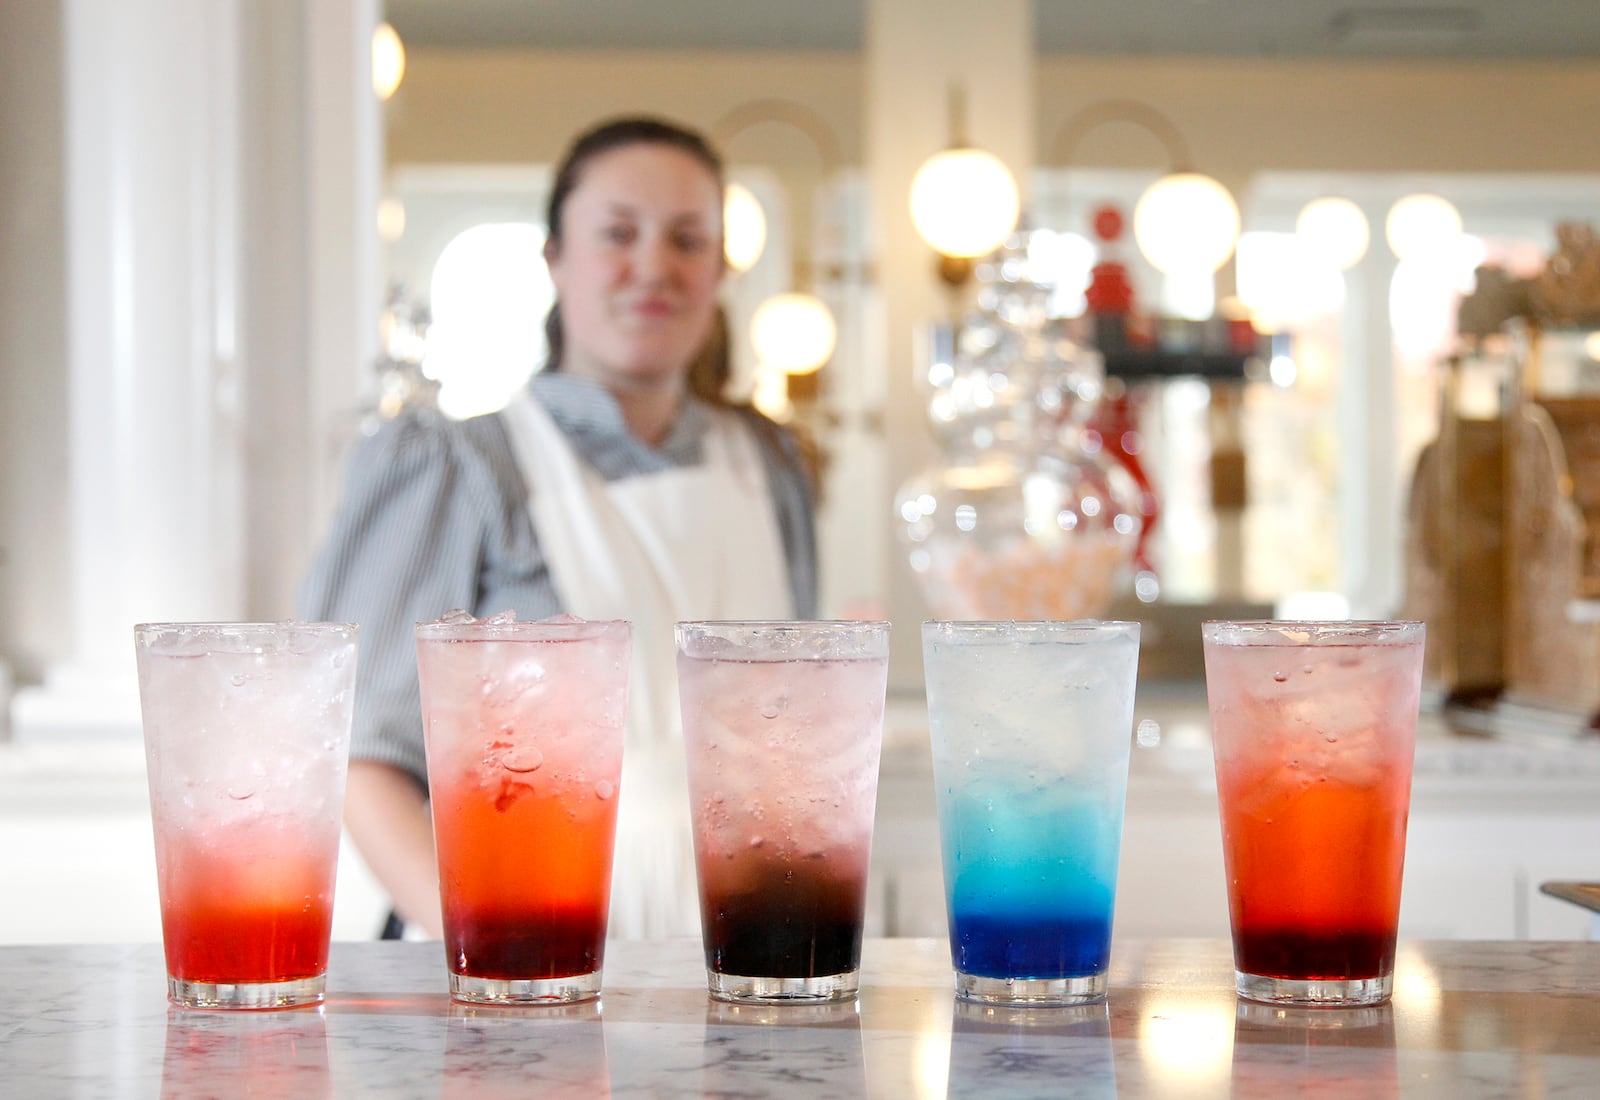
[499,389,795,938]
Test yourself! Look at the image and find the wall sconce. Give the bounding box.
[372,22,406,101]
[712,98,845,405]
[1049,98,1238,275]
[910,85,1021,286]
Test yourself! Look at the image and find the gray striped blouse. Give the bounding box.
[299,372,819,785]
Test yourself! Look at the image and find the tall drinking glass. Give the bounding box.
[1202,620,1424,1007]
[417,613,630,1005]
[923,620,1140,1006]
[135,621,358,1010]
[677,620,890,1004]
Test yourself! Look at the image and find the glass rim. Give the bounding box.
[1201,620,1423,644]
[134,620,358,638]
[676,619,890,630]
[923,619,1141,641]
[923,618,1141,629]
[675,619,890,659]
[415,617,631,642]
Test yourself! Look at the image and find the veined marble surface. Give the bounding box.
[1,938,1597,1098]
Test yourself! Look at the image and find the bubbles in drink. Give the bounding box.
[497,744,543,774]
[283,623,325,655]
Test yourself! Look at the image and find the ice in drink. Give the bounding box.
[136,621,358,1010]
[924,620,1139,1005]
[677,620,890,1004]
[1203,620,1423,1007]
[417,613,629,1004]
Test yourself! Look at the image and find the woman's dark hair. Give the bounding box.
[542,116,730,402]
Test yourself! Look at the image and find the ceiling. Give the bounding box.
[384,1,1600,58]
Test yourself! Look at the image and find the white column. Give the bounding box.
[239,0,382,618]
[305,0,384,536]
[10,0,245,742]
[1340,217,1401,619]
[11,0,380,741]
[865,0,1034,692]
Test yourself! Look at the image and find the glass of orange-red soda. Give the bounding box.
[1202,620,1424,1007]
[416,612,630,1004]
[135,621,359,1009]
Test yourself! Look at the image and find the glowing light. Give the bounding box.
[426,222,552,419]
[1141,1005,1234,1086]
[372,23,406,101]
[1392,946,1443,1015]
[1296,197,1370,271]
[1235,231,1345,331]
[1274,591,1352,619]
[912,1030,951,1100]
[1161,268,1216,321]
[1390,256,1461,357]
[1027,230,1097,315]
[910,148,1020,259]
[376,196,406,243]
[1133,173,1240,273]
[1385,193,1462,261]
[723,183,767,272]
[750,365,792,421]
[750,292,837,375]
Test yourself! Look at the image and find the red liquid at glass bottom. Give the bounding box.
[160,840,334,986]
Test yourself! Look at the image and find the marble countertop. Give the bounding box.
[3,938,1597,1097]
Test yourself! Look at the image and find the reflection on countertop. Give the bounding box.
[2,939,1597,1098]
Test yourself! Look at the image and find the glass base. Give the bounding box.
[450,971,601,1005]
[706,969,859,1004]
[1235,970,1392,1007]
[955,971,1107,1007]
[168,974,325,1010]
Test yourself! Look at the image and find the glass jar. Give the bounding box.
[897,232,1142,620]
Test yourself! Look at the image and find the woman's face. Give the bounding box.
[545,143,725,393]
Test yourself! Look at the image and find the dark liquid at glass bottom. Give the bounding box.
[447,908,605,980]
[702,868,864,978]
[951,911,1111,979]
[1234,927,1396,981]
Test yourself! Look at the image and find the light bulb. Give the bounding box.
[1385,193,1462,262]
[723,183,767,272]
[750,293,837,375]
[372,23,406,101]
[1133,172,1240,273]
[1296,197,1370,271]
[909,147,1020,259]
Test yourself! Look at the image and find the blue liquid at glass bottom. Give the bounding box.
[951,908,1112,978]
[942,793,1121,980]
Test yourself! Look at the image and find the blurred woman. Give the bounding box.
[302,116,818,939]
